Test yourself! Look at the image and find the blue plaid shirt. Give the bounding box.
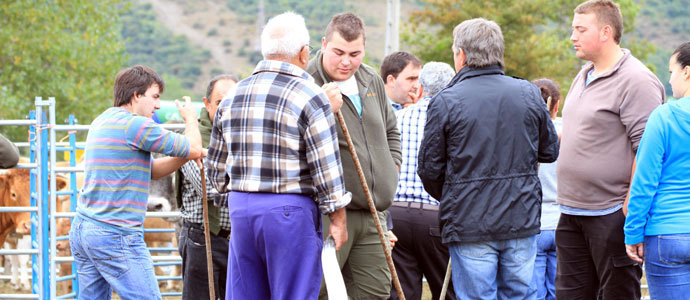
[395,97,439,205]
[206,60,350,214]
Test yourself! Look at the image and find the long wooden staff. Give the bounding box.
[199,164,216,300]
[439,259,451,300]
[334,111,406,300]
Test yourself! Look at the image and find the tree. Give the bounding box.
[402,0,655,97]
[0,0,128,142]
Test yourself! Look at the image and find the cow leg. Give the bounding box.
[18,236,30,290]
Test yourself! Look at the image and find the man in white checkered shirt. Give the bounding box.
[205,12,349,299]
[390,61,457,300]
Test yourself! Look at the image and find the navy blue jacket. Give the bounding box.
[417,65,559,244]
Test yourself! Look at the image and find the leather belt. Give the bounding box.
[184,221,231,239]
[392,201,439,211]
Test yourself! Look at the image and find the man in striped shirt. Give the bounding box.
[69,65,204,300]
[206,12,349,299]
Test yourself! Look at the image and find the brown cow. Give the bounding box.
[0,169,32,247]
[145,196,181,289]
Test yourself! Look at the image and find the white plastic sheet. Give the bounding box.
[321,236,347,299]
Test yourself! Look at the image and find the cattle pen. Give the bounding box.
[0,98,184,299]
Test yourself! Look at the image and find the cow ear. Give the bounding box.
[0,175,6,190]
[55,176,67,191]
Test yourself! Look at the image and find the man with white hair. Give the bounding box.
[417,18,559,299]
[390,62,457,300]
[206,11,349,299]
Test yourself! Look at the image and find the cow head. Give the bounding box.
[0,170,67,237]
[0,169,32,235]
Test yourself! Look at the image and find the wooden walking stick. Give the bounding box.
[199,163,216,300]
[439,259,451,300]
[334,111,406,300]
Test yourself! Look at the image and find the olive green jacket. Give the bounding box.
[307,51,401,211]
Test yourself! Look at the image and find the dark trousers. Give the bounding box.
[555,210,642,299]
[227,192,323,300]
[178,221,230,300]
[389,203,456,300]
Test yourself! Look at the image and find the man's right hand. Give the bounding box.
[322,82,343,114]
[328,207,348,250]
[176,96,198,123]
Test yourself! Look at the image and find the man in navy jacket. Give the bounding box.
[417,18,559,299]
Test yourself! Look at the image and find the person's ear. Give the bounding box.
[683,65,690,80]
[301,46,309,64]
[600,25,611,42]
[386,74,396,85]
[202,97,212,110]
[132,92,140,104]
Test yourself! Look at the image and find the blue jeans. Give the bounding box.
[449,235,537,300]
[69,215,161,300]
[531,230,556,300]
[644,234,690,299]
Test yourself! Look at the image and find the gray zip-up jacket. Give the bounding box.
[307,51,401,211]
[557,49,665,210]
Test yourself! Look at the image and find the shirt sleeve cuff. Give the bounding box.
[319,191,352,215]
[625,234,644,245]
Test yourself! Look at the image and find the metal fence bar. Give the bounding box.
[54,212,76,218]
[52,124,90,132]
[0,119,37,126]
[0,294,40,299]
[0,206,39,213]
[145,211,182,218]
[66,114,80,295]
[53,166,83,173]
[34,97,48,299]
[0,249,39,255]
[13,141,86,148]
[14,163,38,169]
[48,97,59,300]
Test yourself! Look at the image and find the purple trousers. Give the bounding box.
[225,192,323,300]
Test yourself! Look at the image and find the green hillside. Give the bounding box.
[633,0,690,96]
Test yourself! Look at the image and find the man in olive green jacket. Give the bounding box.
[307,13,402,299]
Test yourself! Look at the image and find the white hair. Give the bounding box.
[261,12,310,60]
[419,62,455,97]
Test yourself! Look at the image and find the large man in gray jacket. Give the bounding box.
[307,12,402,299]
[556,0,664,298]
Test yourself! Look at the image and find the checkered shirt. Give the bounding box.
[178,160,231,230]
[395,97,439,205]
[206,60,350,214]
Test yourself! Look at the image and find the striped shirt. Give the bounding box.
[77,107,190,232]
[206,60,349,214]
[394,97,439,205]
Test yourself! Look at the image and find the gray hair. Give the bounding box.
[205,74,238,100]
[261,12,309,60]
[419,62,455,97]
[452,18,504,69]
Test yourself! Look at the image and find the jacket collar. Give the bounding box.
[580,48,631,80]
[198,107,213,148]
[253,60,314,81]
[448,64,505,86]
